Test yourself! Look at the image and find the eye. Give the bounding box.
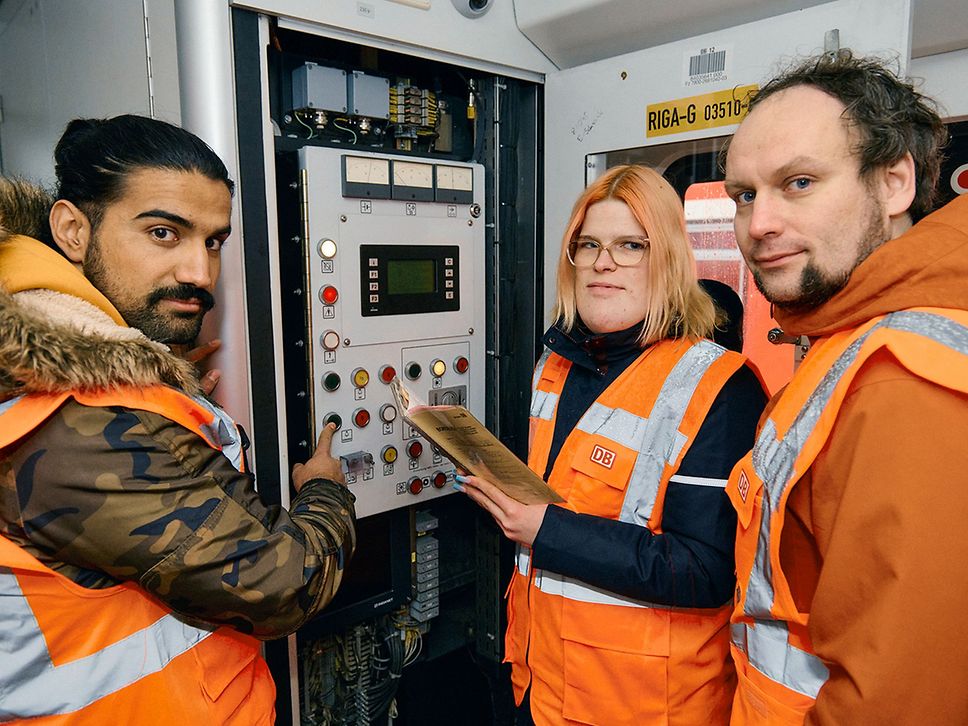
[206,236,227,252]
[576,239,601,250]
[734,190,755,206]
[788,177,812,191]
[149,227,177,243]
[618,239,647,251]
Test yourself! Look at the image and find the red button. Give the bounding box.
[320,286,339,305]
[380,365,396,384]
[454,356,469,374]
[407,440,423,459]
[353,408,370,428]
[408,477,424,495]
[432,471,447,488]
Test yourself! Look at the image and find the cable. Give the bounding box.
[332,119,357,144]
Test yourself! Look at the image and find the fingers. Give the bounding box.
[315,422,337,454]
[200,368,221,396]
[185,338,222,363]
[461,474,514,517]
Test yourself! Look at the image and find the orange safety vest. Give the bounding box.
[727,308,968,725]
[506,337,746,726]
[0,385,275,725]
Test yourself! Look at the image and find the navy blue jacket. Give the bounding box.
[530,322,766,608]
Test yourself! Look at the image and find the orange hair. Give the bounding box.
[553,164,716,346]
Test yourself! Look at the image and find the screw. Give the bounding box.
[340,215,347,222]
[468,328,474,335]
[343,338,351,346]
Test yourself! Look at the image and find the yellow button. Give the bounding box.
[431,359,446,377]
[382,446,398,464]
[352,368,370,388]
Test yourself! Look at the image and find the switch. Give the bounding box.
[352,368,370,388]
[407,440,423,459]
[321,330,340,350]
[382,446,398,464]
[405,362,422,380]
[322,371,341,392]
[320,285,339,305]
[353,408,371,428]
[379,365,396,384]
[408,477,424,495]
[317,238,337,258]
[380,404,397,423]
[430,359,446,377]
[432,471,447,489]
[454,356,469,374]
[323,412,342,430]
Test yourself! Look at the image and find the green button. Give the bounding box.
[323,372,341,392]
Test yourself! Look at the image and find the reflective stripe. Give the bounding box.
[0,396,19,416]
[534,568,660,609]
[669,474,728,488]
[516,544,531,576]
[745,311,968,618]
[530,389,559,421]
[532,348,553,389]
[0,568,214,719]
[575,402,649,452]
[731,621,829,699]
[192,395,244,472]
[622,340,726,525]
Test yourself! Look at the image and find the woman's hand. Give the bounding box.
[456,474,548,547]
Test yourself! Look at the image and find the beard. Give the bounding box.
[752,195,889,313]
[83,235,215,345]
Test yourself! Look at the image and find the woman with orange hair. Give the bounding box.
[457,165,765,725]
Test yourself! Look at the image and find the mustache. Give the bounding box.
[148,284,216,312]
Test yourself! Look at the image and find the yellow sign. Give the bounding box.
[646,84,758,138]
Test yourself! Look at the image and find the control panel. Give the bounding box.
[299,147,485,517]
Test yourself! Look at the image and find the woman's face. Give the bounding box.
[573,199,651,334]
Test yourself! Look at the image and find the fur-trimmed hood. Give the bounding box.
[0,284,202,397]
[0,177,201,397]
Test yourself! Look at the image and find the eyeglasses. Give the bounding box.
[566,236,650,268]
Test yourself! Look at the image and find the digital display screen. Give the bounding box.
[387,259,436,295]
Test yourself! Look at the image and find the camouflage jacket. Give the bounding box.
[0,231,356,639]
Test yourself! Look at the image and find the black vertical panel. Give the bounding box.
[230,8,293,725]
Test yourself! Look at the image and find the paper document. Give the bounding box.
[390,377,563,505]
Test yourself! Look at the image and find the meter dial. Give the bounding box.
[343,155,390,184]
[392,160,433,188]
[435,164,473,191]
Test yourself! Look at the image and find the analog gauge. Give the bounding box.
[435,164,473,191]
[392,160,433,188]
[343,155,390,184]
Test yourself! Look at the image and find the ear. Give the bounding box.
[49,200,93,264]
[879,151,916,220]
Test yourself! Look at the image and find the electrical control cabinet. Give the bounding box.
[299,147,485,517]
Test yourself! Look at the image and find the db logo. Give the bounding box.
[737,471,751,503]
[590,444,616,469]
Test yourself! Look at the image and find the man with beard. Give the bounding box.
[0,116,356,724]
[722,52,968,725]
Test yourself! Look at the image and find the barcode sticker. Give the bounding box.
[684,45,732,87]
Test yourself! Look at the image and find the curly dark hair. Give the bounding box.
[731,51,948,222]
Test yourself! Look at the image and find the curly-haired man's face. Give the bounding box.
[724,85,893,311]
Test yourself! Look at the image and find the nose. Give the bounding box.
[745,194,783,241]
[592,245,618,272]
[174,240,216,290]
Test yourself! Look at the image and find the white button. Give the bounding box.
[445,280,454,288]
[445,291,454,299]
[321,331,340,350]
[445,269,453,277]
[369,270,379,279]
[370,294,379,303]
[369,258,379,267]
[369,282,379,291]
[445,257,453,265]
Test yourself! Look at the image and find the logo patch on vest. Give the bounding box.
[590,444,616,469]
[738,470,750,503]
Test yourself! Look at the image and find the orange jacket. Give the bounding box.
[506,337,744,726]
[0,386,274,725]
[727,195,968,725]
[728,307,968,724]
